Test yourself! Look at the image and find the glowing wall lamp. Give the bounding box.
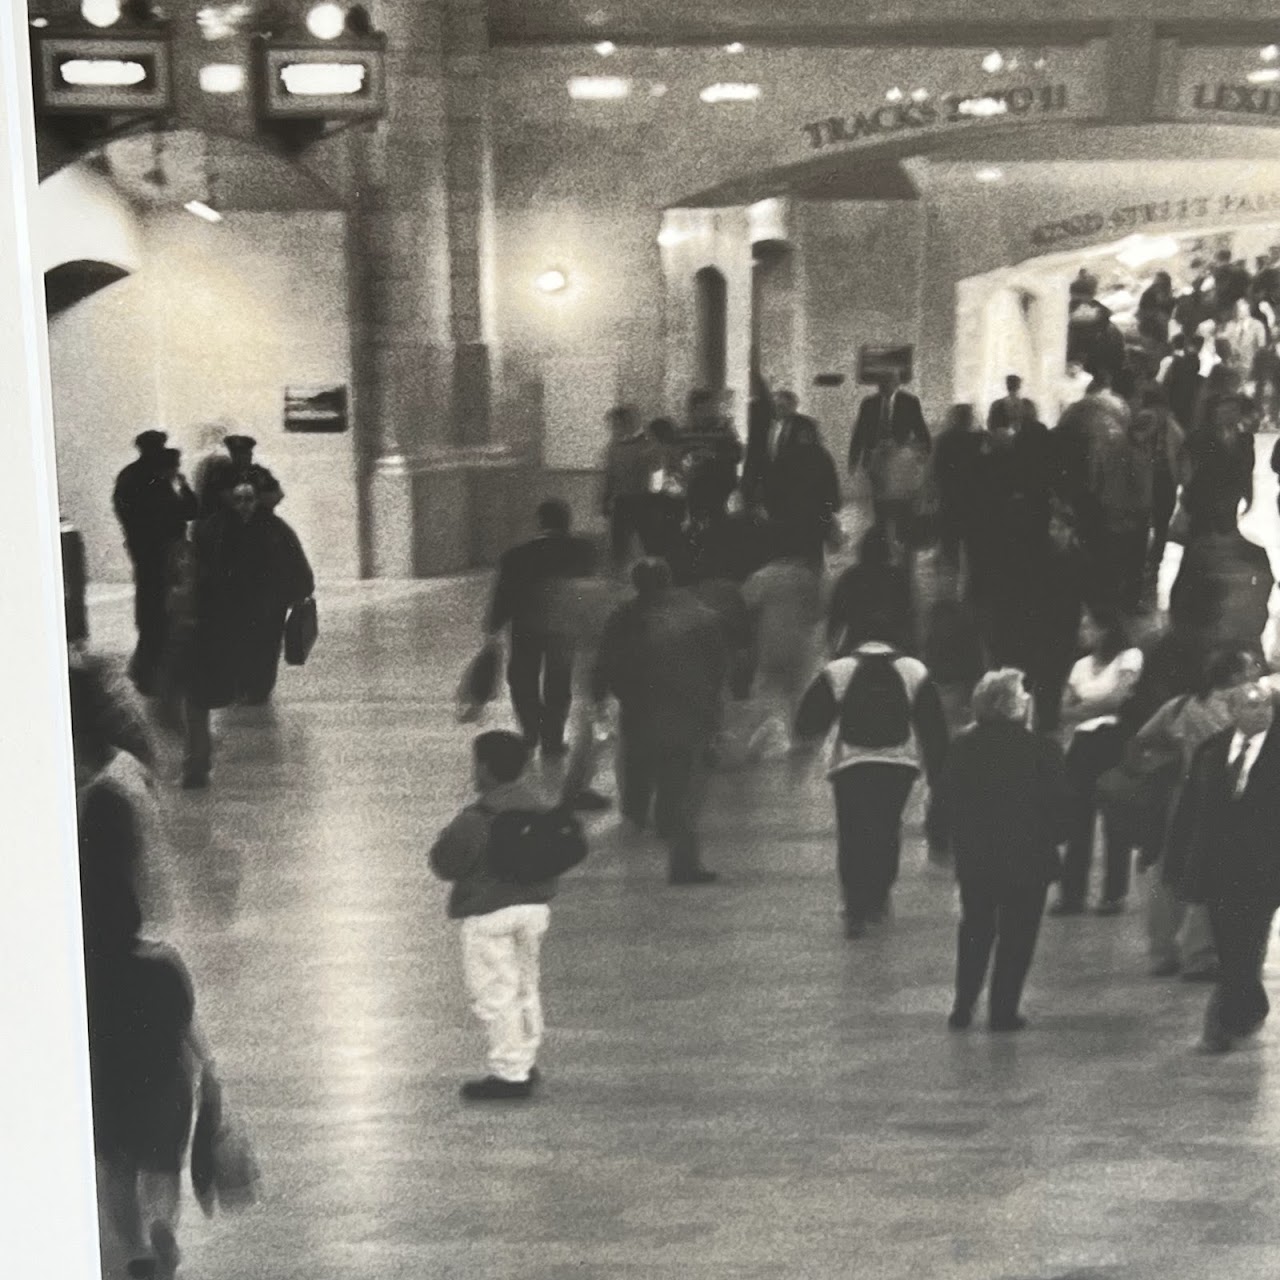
[535,269,570,294]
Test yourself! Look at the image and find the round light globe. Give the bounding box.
[535,269,569,294]
[306,2,346,40]
[81,0,122,28]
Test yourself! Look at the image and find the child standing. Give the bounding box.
[429,731,560,1100]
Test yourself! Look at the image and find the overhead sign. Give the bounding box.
[802,83,1071,152]
[1158,45,1280,125]
[254,37,386,120]
[32,31,172,115]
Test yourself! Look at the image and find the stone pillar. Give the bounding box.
[350,0,514,576]
[1105,20,1160,125]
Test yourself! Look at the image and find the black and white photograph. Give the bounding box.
[9,2,1280,1277]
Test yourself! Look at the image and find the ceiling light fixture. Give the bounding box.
[699,82,761,103]
[594,40,617,56]
[959,96,1009,118]
[305,3,346,40]
[910,88,930,103]
[981,50,1004,74]
[1248,68,1280,84]
[567,75,630,100]
[724,41,745,54]
[975,167,1005,183]
[885,86,904,103]
[1262,45,1279,62]
[81,0,122,27]
[535,269,569,294]
[199,63,245,93]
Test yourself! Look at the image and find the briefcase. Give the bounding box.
[284,597,319,666]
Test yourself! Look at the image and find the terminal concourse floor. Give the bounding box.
[82,462,1280,1280]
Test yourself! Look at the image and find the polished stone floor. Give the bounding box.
[82,453,1280,1280]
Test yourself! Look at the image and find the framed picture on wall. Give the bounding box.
[857,344,914,385]
[283,384,349,433]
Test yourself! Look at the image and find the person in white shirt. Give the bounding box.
[1050,610,1144,916]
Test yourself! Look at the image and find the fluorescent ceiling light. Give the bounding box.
[724,41,745,54]
[279,62,366,95]
[199,63,245,93]
[699,82,761,103]
[1248,68,1280,84]
[567,75,630,100]
[957,96,1009,117]
[975,167,1004,183]
[60,59,147,87]
[594,41,616,56]
[184,200,223,223]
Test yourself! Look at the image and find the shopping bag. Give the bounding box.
[283,597,318,665]
[456,641,501,723]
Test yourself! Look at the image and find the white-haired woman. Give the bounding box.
[935,669,1071,1032]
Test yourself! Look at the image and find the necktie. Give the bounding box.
[1225,744,1248,800]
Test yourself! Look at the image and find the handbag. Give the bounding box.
[456,640,501,723]
[191,1070,260,1217]
[284,597,319,665]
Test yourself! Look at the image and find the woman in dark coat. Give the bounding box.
[762,418,842,570]
[182,480,314,787]
[937,668,1071,1032]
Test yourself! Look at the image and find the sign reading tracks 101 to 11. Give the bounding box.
[801,84,1069,150]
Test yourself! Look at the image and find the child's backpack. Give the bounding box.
[484,805,589,885]
[838,650,912,749]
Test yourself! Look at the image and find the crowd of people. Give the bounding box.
[67,341,1280,1269]
[449,355,1280,1099]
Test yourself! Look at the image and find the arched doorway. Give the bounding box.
[751,238,797,392]
[694,265,728,392]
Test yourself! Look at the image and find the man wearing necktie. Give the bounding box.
[848,370,930,527]
[1169,679,1280,1052]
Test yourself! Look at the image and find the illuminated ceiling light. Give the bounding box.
[594,40,617,56]
[30,16,49,27]
[306,2,346,40]
[885,86,904,103]
[1262,45,1280,62]
[958,96,1009,118]
[981,50,1005,74]
[567,75,631,100]
[649,82,667,96]
[1032,56,1048,71]
[280,62,367,95]
[1248,68,1280,84]
[724,41,745,53]
[535,269,569,294]
[196,3,253,40]
[657,227,689,248]
[699,82,761,103]
[199,63,245,93]
[1115,234,1180,269]
[60,59,147,87]
[184,200,223,223]
[975,167,1005,183]
[910,87,930,102]
[81,0,122,27]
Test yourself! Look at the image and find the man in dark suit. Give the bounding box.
[1169,679,1280,1052]
[848,371,929,475]
[112,433,198,696]
[986,375,1036,434]
[487,500,596,759]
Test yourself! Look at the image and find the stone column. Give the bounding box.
[350,0,513,577]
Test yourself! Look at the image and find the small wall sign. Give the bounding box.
[284,384,349,433]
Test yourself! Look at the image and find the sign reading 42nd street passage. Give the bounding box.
[801,84,1069,150]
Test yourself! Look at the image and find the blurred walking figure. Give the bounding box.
[794,630,949,937]
[195,433,283,516]
[113,433,197,697]
[936,669,1070,1032]
[827,525,916,657]
[183,481,314,787]
[601,405,659,572]
[760,412,841,569]
[592,559,728,885]
[487,500,597,759]
[848,370,931,541]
